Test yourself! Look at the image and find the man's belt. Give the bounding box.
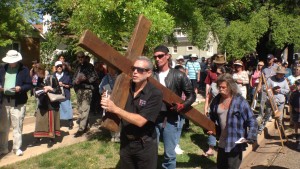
[126,134,149,142]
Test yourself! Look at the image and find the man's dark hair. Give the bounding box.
[154,45,169,54]
[76,51,85,57]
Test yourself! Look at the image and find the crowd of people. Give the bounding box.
[0,47,299,169]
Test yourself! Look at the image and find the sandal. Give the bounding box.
[203,152,214,157]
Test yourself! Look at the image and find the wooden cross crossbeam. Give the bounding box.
[78,15,216,134]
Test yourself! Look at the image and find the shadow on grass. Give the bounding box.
[11,130,70,152]
[250,165,288,169]
[190,132,209,150]
[86,127,113,142]
[177,153,215,168]
[158,153,215,169]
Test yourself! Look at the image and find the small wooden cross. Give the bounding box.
[79,15,216,134]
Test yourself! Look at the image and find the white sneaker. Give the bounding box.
[114,137,120,143]
[14,149,23,156]
[111,137,115,142]
[175,144,184,155]
[268,116,272,122]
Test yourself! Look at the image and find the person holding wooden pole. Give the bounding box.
[101,56,163,169]
[258,54,278,121]
[153,45,196,169]
[258,66,290,134]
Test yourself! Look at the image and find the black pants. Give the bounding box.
[120,137,157,169]
[217,147,242,169]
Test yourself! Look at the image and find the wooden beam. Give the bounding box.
[125,15,152,61]
[79,30,216,134]
[78,15,216,134]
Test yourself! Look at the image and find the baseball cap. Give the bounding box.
[191,54,198,58]
[176,55,184,60]
[55,61,63,67]
[267,54,274,59]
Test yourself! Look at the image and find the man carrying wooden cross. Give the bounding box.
[153,45,196,169]
[101,56,163,169]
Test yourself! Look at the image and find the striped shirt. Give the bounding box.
[185,61,201,79]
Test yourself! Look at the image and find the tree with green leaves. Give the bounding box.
[56,0,175,54]
[38,0,300,62]
[167,0,300,61]
[0,0,39,47]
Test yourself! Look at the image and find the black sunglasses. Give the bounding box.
[131,66,149,73]
[56,64,63,68]
[153,54,165,59]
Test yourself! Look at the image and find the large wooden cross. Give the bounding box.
[79,15,216,134]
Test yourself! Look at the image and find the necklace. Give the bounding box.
[220,96,232,109]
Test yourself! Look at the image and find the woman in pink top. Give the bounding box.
[250,61,264,101]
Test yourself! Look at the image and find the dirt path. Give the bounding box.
[0,116,92,167]
[240,117,300,169]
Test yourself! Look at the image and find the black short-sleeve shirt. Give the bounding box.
[121,81,163,139]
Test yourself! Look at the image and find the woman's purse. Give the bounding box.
[47,75,66,102]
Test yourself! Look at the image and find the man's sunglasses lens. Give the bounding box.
[153,54,165,59]
[131,66,149,73]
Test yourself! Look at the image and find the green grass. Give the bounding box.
[9,98,216,169]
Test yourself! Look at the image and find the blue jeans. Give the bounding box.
[156,117,178,169]
[259,90,267,117]
[259,103,284,131]
[175,115,185,145]
[207,135,216,147]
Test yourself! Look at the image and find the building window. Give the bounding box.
[12,42,20,52]
[187,46,193,51]
[173,46,177,54]
[167,47,172,54]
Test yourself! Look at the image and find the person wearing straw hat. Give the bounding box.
[257,54,279,122]
[258,66,290,134]
[204,54,226,97]
[203,54,226,158]
[0,50,31,156]
[232,60,249,99]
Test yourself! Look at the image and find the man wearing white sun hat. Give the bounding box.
[0,50,31,156]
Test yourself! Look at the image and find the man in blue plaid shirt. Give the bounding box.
[208,73,258,169]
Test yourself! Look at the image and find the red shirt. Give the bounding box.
[204,70,218,85]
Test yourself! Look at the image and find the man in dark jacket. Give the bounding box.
[0,50,31,156]
[73,51,99,137]
[153,45,196,169]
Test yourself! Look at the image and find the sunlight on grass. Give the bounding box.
[4,101,217,169]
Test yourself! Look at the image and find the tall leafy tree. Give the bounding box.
[57,0,175,54]
[167,0,300,60]
[0,0,39,47]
